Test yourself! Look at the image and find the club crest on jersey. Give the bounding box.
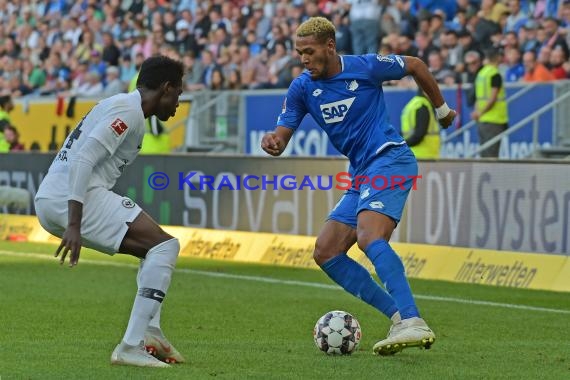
[320,97,355,124]
[122,198,135,208]
[110,118,128,137]
[345,80,358,91]
[376,55,394,63]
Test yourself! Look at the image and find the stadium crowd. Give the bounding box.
[0,0,569,101]
[1,0,570,152]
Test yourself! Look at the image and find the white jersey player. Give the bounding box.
[35,56,186,368]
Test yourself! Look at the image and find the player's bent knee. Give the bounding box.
[313,238,339,266]
[356,230,391,252]
[356,233,374,252]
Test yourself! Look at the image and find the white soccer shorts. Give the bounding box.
[35,188,142,254]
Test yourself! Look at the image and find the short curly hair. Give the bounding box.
[296,17,336,43]
[137,55,184,90]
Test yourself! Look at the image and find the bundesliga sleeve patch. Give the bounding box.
[109,118,128,136]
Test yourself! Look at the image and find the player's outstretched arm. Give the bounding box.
[56,200,83,267]
[261,126,294,156]
[404,56,456,129]
[56,137,110,266]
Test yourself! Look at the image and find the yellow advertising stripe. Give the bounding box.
[0,214,42,241]
[440,247,566,291]
[551,259,570,292]
[2,215,569,292]
[175,227,256,262]
[258,234,317,269]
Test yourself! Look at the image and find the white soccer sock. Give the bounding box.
[137,259,162,330]
[149,304,162,330]
[122,238,179,346]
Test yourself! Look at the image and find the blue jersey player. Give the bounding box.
[261,17,456,356]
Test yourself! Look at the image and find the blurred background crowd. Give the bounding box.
[1,0,570,152]
[0,0,569,99]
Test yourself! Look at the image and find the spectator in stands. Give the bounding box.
[442,29,464,71]
[268,42,291,88]
[0,95,14,125]
[523,49,555,81]
[0,95,14,152]
[101,32,121,67]
[427,49,456,84]
[465,50,483,102]
[501,30,521,51]
[520,19,542,53]
[88,50,108,81]
[162,10,178,46]
[548,47,569,78]
[102,66,124,97]
[265,24,293,55]
[429,12,446,48]
[415,31,435,63]
[72,70,104,98]
[542,16,570,58]
[3,125,25,151]
[401,89,440,159]
[19,59,46,95]
[209,67,226,90]
[533,0,560,19]
[331,10,352,55]
[398,34,418,57]
[227,68,243,90]
[506,0,529,33]
[119,54,137,87]
[410,0,458,21]
[559,0,570,41]
[74,29,102,62]
[183,52,205,91]
[347,0,381,54]
[458,28,484,58]
[503,47,526,81]
[472,8,503,50]
[538,44,553,66]
[175,19,199,57]
[472,48,509,158]
[199,49,220,89]
[239,44,268,89]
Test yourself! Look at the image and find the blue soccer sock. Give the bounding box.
[321,253,398,319]
[364,239,420,319]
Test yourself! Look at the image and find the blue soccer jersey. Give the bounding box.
[276,54,408,172]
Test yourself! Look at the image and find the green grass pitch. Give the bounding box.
[1,241,569,379]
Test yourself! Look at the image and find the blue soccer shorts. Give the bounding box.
[327,144,418,228]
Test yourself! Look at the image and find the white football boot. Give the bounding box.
[373,317,435,356]
[144,326,186,364]
[111,340,170,368]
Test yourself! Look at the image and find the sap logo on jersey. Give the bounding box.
[320,97,355,124]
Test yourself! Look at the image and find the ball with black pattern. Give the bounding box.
[313,310,362,355]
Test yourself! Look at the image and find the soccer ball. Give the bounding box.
[313,310,362,355]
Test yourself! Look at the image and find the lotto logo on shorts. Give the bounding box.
[110,118,128,136]
[122,198,135,208]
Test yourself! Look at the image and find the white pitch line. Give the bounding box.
[2,250,570,315]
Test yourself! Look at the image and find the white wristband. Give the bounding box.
[435,103,451,119]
